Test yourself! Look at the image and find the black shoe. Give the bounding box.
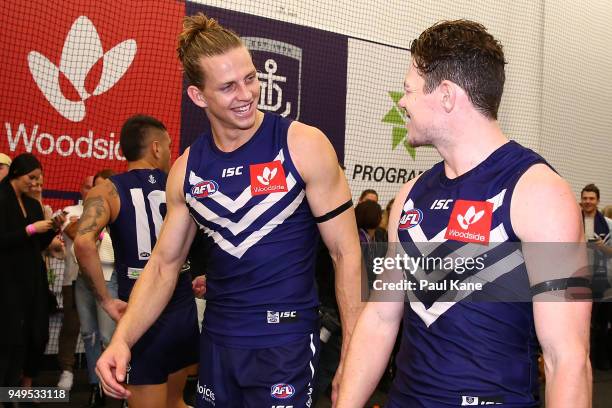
[86,384,106,407]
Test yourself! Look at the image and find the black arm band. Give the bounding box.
[530,277,591,296]
[314,199,353,223]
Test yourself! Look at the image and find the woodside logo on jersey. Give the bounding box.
[445,200,493,244]
[250,160,288,196]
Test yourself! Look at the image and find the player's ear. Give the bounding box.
[187,85,208,108]
[151,139,162,159]
[439,80,456,113]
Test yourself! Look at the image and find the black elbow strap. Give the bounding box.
[530,277,591,296]
[314,199,353,223]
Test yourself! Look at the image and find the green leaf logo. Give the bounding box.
[382,91,416,159]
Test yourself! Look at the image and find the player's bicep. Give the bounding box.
[514,166,591,360]
[154,203,196,267]
[289,123,350,214]
[512,165,587,288]
[152,151,197,268]
[76,184,112,241]
[304,144,351,216]
[289,125,356,254]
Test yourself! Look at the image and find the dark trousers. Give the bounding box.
[57,284,80,371]
[0,345,25,387]
[23,264,51,378]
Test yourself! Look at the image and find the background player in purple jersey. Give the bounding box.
[338,20,592,407]
[96,13,362,408]
[74,115,198,408]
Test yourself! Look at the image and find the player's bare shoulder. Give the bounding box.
[511,163,581,242]
[287,120,337,182]
[166,147,190,202]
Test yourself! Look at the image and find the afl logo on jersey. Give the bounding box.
[191,180,218,198]
[399,208,423,230]
[271,383,295,399]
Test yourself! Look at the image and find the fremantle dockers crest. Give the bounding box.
[243,37,302,120]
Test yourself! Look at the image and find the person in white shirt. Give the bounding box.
[57,175,93,390]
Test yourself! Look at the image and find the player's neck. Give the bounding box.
[583,209,597,218]
[439,118,508,179]
[127,158,157,171]
[210,110,264,152]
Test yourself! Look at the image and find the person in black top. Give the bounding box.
[0,153,65,388]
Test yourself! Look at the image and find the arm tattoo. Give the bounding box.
[77,196,105,235]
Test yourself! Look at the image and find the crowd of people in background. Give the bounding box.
[1,145,612,406]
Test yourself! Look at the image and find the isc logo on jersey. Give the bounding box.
[445,200,493,245]
[267,311,298,324]
[271,383,295,399]
[461,395,503,405]
[399,208,423,230]
[250,161,288,196]
[191,180,219,198]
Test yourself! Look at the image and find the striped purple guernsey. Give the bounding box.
[184,113,319,348]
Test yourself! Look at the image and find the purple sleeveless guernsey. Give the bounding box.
[390,141,549,407]
[183,113,319,348]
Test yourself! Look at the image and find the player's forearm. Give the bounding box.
[337,305,399,407]
[74,238,112,303]
[544,350,592,407]
[113,256,178,348]
[333,249,364,348]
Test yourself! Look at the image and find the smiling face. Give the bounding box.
[13,168,42,195]
[192,46,261,133]
[397,61,443,148]
[26,173,43,200]
[581,191,599,216]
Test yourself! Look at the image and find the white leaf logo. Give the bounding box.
[27,16,137,122]
[257,166,277,186]
[457,206,485,230]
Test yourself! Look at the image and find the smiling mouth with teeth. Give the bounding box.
[234,103,251,113]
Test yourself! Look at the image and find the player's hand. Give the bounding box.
[192,275,207,298]
[96,340,132,399]
[102,298,128,322]
[331,358,345,407]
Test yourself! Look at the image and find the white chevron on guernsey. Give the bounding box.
[188,149,286,213]
[199,190,306,259]
[406,249,525,327]
[186,173,298,236]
